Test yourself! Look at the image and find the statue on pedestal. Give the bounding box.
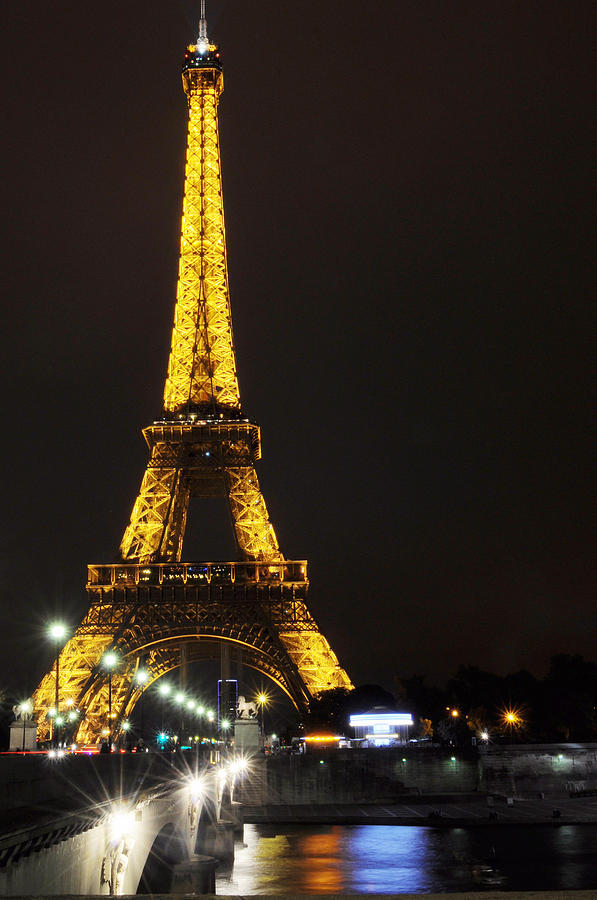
[236,696,257,720]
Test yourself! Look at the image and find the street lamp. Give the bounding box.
[48,622,67,745]
[185,700,197,746]
[136,669,149,741]
[19,699,33,752]
[256,692,268,736]
[174,691,186,740]
[158,681,171,731]
[102,651,118,740]
[499,705,525,740]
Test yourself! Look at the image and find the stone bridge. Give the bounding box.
[0,752,243,896]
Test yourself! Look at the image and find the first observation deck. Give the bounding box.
[88,560,308,588]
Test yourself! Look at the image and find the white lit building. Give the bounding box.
[349,709,413,747]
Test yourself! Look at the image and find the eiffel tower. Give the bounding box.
[33,5,352,744]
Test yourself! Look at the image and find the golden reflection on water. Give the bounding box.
[252,834,291,891]
[294,829,343,892]
[220,825,346,894]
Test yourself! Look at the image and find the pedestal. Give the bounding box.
[171,854,216,894]
[9,720,37,751]
[195,820,235,862]
[234,716,260,752]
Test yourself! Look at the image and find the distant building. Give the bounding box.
[349,708,413,746]
[217,679,238,730]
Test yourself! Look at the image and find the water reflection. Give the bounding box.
[345,826,429,894]
[290,831,343,893]
[217,823,597,895]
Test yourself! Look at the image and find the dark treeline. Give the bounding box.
[307,655,597,746]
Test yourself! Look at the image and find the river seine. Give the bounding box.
[216,823,597,894]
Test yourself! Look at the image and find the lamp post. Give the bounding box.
[102,651,118,742]
[119,720,130,750]
[54,714,64,742]
[158,682,170,732]
[136,669,149,742]
[186,699,196,747]
[49,623,66,746]
[501,707,524,738]
[195,705,204,742]
[175,692,185,743]
[256,692,268,737]
[19,700,33,752]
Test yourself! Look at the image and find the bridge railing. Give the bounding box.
[87,560,308,588]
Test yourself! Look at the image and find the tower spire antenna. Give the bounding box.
[197,0,209,55]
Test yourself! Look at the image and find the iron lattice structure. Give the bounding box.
[34,24,352,744]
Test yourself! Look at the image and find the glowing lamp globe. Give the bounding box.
[49,623,66,641]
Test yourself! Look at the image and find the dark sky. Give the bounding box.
[1,1,595,699]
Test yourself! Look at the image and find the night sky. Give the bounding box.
[2,1,594,699]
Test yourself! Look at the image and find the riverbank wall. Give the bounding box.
[480,743,597,797]
[238,744,597,804]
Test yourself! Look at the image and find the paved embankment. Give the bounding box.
[241,793,597,826]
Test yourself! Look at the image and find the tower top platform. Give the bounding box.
[183,0,222,75]
[183,43,222,74]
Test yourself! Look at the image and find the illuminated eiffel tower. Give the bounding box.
[34,5,352,744]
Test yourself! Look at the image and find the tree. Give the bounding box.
[306,687,351,731]
[397,675,447,724]
[540,655,597,741]
[436,713,472,748]
[447,665,503,712]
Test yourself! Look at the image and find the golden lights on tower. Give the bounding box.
[31,7,352,744]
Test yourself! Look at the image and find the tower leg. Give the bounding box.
[119,463,189,562]
[225,466,281,560]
